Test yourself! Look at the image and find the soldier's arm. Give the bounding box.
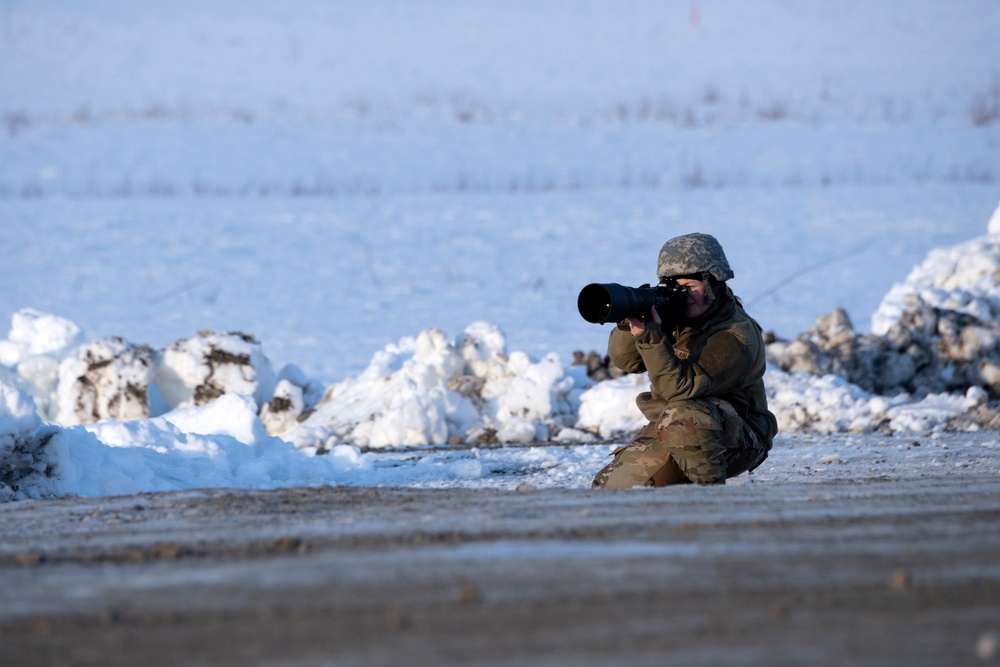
[607,326,646,374]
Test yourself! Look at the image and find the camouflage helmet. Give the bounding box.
[657,232,734,283]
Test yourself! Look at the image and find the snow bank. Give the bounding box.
[764,368,990,434]
[288,323,584,450]
[0,320,594,500]
[1,380,362,501]
[872,204,1000,334]
[769,204,1000,400]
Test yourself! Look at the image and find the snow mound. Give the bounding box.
[873,201,1000,340]
[0,315,283,426]
[872,230,1000,335]
[287,322,583,450]
[0,308,83,365]
[769,211,1000,400]
[0,310,85,421]
[1,379,363,501]
[764,367,990,434]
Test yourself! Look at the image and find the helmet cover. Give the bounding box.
[656,233,734,283]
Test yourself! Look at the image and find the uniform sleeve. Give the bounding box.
[634,327,755,402]
[607,326,646,374]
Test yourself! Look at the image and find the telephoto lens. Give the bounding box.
[577,281,687,324]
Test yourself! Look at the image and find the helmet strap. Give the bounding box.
[702,272,715,305]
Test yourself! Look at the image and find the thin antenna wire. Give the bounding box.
[745,237,877,309]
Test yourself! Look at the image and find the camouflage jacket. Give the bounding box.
[607,286,778,448]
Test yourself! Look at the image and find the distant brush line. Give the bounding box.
[1,169,997,201]
[4,77,1000,138]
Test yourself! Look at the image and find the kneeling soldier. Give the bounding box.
[593,233,777,488]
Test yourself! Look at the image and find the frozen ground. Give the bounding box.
[2,446,999,666]
[3,429,1000,666]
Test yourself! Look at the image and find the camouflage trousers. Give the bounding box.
[592,398,768,488]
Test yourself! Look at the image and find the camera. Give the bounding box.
[577,280,687,324]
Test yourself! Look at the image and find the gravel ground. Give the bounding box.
[2,432,999,666]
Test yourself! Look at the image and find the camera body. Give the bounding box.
[577,280,687,325]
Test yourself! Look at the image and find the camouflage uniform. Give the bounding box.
[592,233,777,488]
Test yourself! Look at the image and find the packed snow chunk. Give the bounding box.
[369,383,450,447]
[456,325,581,442]
[0,381,61,502]
[459,321,509,379]
[496,417,541,443]
[54,337,155,426]
[260,379,306,436]
[277,363,326,407]
[328,444,364,466]
[155,331,276,410]
[0,309,86,420]
[413,324,466,379]
[498,352,560,421]
[260,365,326,436]
[0,308,83,366]
[291,328,461,450]
[554,427,598,443]
[576,374,647,439]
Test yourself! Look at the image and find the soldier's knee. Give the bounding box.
[656,399,723,438]
[655,400,732,484]
[594,434,670,488]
